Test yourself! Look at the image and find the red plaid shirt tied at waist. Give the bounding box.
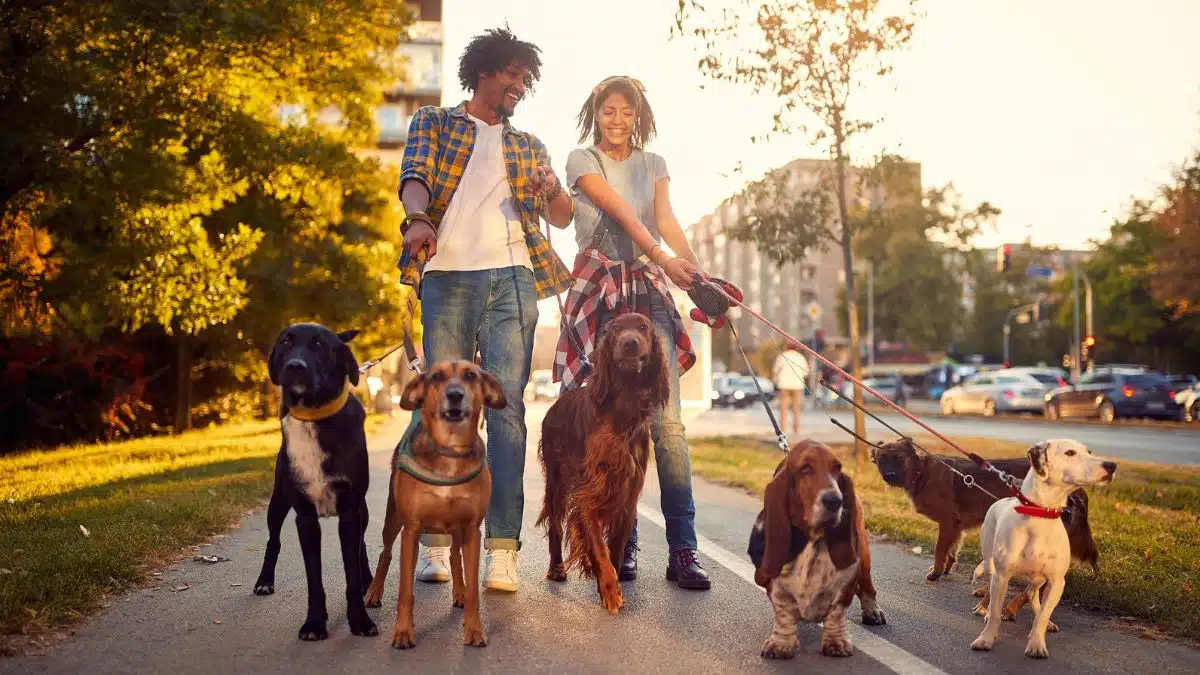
[552,248,696,391]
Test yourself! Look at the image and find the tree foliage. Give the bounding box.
[1150,149,1200,316]
[0,0,418,439]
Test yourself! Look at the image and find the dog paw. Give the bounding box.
[972,586,986,598]
[1001,608,1017,622]
[761,637,798,660]
[349,613,378,637]
[390,625,416,650]
[971,635,995,651]
[600,588,625,615]
[973,600,989,618]
[925,566,945,582]
[547,564,568,582]
[452,586,465,609]
[463,625,488,648]
[363,584,384,608]
[253,580,275,596]
[821,636,854,658]
[1047,620,1060,633]
[861,608,887,626]
[1024,639,1049,659]
[298,619,328,641]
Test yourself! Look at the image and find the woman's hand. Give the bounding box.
[662,257,703,290]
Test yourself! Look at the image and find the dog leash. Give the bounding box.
[690,276,1064,515]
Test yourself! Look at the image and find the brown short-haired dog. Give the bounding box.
[871,438,1098,620]
[749,440,885,660]
[365,360,506,650]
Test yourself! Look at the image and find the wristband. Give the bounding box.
[545,183,565,203]
[401,211,433,235]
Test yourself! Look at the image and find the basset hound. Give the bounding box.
[748,440,885,659]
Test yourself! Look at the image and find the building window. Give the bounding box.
[376,104,408,141]
[397,42,441,94]
[800,264,816,281]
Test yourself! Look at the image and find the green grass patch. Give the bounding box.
[689,435,1200,641]
[0,420,291,654]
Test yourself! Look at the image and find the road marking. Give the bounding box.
[637,505,948,675]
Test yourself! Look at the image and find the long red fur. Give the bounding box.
[538,313,670,584]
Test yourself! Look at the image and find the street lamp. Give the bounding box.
[1070,261,1094,382]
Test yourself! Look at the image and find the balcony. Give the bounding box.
[392,42,441,97]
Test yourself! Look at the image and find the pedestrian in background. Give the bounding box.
[772,341,811,438]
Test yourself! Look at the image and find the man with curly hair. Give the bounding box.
[395,26,572,593]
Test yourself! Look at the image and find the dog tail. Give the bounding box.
[1065,489,1100,570]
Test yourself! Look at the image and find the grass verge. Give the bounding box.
[689,434,1200,641]
[0,411,393,655]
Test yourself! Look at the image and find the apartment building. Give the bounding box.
[687,157,921,367]
[370,0,444,168]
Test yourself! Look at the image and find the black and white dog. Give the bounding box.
[253,323,377,641]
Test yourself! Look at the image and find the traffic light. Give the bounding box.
[814,330,826,352]
[1081,335,1095,370]
[995,244,1012,273]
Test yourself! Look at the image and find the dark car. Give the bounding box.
[1043,368,1183,422]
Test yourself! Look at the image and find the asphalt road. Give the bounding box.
[697,403,1200,465]
[7,407,1198,674]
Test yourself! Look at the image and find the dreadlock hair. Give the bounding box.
[457,25,542,93]
[576,77,657,150]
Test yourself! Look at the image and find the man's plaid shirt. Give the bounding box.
[396,102,573,300]
[552,248,696,391]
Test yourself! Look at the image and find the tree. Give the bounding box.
[1150,149,1200,316]
[674,0,918,473]
[0,0,413,433]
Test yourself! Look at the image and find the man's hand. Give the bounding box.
[528,163,561,200]
[403,220,437,259]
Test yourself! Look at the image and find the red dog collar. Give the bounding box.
[1010,484,1063,519]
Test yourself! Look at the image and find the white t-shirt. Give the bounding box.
[425,113,532,273]
[773,350,811,391]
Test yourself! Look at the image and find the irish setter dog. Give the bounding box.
[537,312,670,614]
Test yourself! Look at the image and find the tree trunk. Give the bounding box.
[832,134,867,475]
[173,332,193,434]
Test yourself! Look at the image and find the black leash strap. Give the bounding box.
[728,322,789,453]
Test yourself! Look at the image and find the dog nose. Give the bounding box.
[445,386,466,405]
[821,492,843,511]
[621,336,639,352]
[284,359,307,372]
[1102,461,1117,474]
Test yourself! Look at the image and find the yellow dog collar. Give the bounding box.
[287,378,352,421]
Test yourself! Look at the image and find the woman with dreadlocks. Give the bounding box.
[552,75,712,591]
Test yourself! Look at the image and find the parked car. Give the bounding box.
[524,369,558,402]
[940,367,1066,416]
[1043,367,1183,422]
[1174,381,1200,423]
[712,373,775,408]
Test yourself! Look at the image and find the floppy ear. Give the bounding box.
[399,373,427,411]
[339,342,360,387]
[481,371,507,409]
[1027,441,1049,478]
[754,465,803,588]
[337,330,360,343]
[586,326,616,406]
[825,473,860,570]
[267,338,284,386]
[645,330,671,411]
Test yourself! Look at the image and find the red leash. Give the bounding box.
[693,278,1062,518]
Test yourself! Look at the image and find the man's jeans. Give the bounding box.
[401,266,538,552]
[567,292,699,554]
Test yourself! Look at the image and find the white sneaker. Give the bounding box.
[416,544,451,583]
[484,549,519,592]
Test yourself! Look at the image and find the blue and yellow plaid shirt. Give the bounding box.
[397,102,573,300]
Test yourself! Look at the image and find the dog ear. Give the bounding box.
[337,330,360,343]
[267,336,284,386]
[339,342,360,387]
[755,463,801,588]
[399,373,426,411]
[586,325,615,406]
[480,370,507,409]
[1027,441,1049,478]
[825,472,860,570]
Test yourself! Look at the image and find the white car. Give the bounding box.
[940,367,1066,416]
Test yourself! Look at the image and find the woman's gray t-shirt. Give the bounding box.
[565,147,669,262]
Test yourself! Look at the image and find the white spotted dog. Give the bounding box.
[748,440,885,661]
[971,439,1117,659]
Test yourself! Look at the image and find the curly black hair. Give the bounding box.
[457,26,542,93]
